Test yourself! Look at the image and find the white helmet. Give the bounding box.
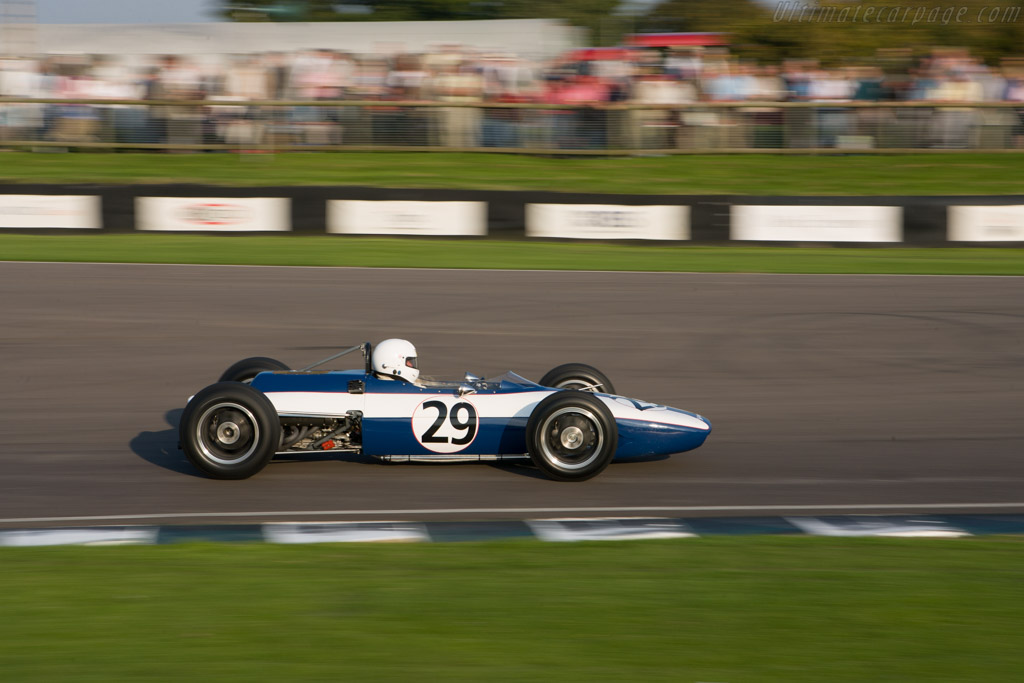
[372,339,419,383]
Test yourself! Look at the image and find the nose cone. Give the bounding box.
[663,416,711,452]
[601,396,711,460]
[613,418,710,460]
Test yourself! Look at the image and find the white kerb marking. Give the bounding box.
[1,502,1023,525]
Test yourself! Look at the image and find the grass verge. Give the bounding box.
[1,537,1022,681]
[1,234,1022,275]
[2,151,1024,195]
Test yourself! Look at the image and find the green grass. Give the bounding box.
[1,538,1022,681]
[1,234,1023,275]
[2,151,1024,195]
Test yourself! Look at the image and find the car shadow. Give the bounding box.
[486,452,670,480]
[270,451,380,466]
[132,411,669,480]
[614,453,671,464]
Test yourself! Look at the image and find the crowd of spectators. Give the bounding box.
[1,45,1023,149]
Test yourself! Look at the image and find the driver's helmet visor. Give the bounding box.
[405,356,418,369]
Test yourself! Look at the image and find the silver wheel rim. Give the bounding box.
[538,406,604,471]
[195,401,260,466]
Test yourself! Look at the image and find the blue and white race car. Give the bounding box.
[179,339,711,482]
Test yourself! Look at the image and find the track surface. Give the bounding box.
[1,262,1022,527]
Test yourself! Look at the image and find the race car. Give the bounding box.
[179,339,711,482]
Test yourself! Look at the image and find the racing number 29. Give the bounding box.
[421,400,478,445]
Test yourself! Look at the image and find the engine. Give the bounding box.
[278,411,362,453]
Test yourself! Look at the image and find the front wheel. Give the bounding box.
[538,363,615,395]
[219,357,290,383]
[180,382,281,480]
[526,392,618,482]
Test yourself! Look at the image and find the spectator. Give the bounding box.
[0,58,47,141]
[152,55,205,147]
[630,73,694,149]
[2,43,1024,152]
[428,60,483,148]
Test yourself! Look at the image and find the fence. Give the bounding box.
[1,99,1024,154]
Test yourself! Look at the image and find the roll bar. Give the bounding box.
[297,342,373,373]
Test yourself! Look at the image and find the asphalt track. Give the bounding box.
[1,262,1022,528]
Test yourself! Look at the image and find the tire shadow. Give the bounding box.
[129,409,205,477]
[486,460,551,480]
[131,409,383,477]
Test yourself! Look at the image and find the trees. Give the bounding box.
[639,0,1024,65]
[219,0,624,45]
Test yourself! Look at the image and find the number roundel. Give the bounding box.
[411,396,479,454]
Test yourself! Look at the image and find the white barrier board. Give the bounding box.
[527,518,696,542]
[0,527,159,547]
[328,200,486,236]
[948,205,1024,242]
[526,204,689,240]
[0,194,101,229]
[263,523,429,544]
[136,197,290,232]
[731,205,902,242]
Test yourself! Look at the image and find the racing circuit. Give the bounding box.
[1,262,1022,527]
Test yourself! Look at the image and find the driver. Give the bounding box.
[371,338,420,383]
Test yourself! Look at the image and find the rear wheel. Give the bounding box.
[526,392,618,482]
[538,363,615,395]
[219,357,289,383]
[180,382,281,480]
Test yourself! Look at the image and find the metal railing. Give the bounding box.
[1,98,1023,154]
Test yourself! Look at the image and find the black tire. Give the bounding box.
[526,392,618,482]
[180,382,281,480]
[538,363,615,395]
[219,357,289,383]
